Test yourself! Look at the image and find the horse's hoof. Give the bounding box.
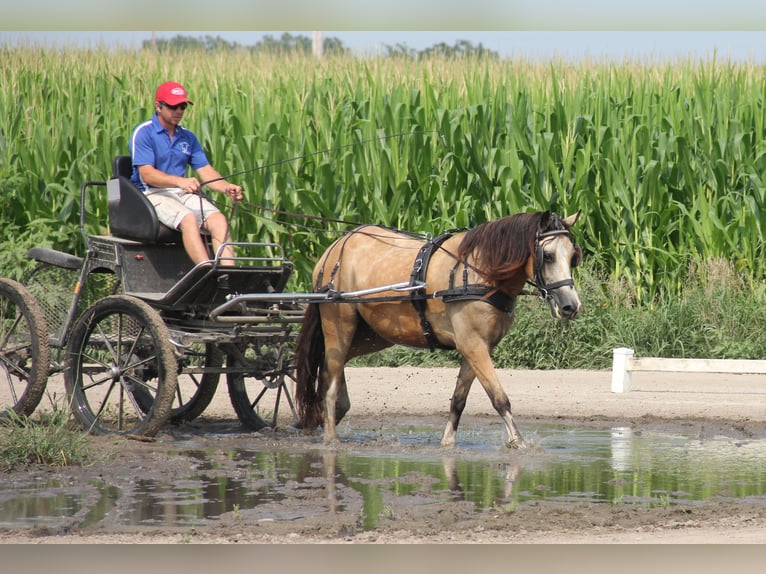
[505,437,527,450]
[323,434,341,447]
[440,440,456,449]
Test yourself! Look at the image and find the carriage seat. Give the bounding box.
[107,155,182,244]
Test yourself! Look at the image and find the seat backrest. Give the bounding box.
[108,155,182,244]
[112,155,133,179]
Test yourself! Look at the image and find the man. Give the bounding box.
[130,81,243,265]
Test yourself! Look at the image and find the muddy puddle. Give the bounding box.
[3,419,766,532]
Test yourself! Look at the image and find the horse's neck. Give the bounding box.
[428,237,488,290]
[452,247,530,297]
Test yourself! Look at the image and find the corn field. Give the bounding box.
[3,46,766,301]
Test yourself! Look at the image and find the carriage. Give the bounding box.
[0,157,582,447]
[0,156,309,436]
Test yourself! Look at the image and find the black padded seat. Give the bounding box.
[108,155,182,244]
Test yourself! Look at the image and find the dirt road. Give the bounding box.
[3,366,766,544]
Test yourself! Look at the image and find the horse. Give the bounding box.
[294,210,582,449]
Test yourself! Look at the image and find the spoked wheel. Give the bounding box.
[170,342,222,424]
[129,341,222,424]
[226,341,299,431]
[0,278,51,417]
[65,294,177,437]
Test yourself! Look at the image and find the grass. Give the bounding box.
[0,401,92,471]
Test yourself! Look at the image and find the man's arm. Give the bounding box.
[196,164,243,201]
[137,164,202,194]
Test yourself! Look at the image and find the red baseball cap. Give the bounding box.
[155,81,194,106]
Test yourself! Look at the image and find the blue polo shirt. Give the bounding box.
[129,113,210,192]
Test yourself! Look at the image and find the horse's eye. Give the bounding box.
[543,252,555,264]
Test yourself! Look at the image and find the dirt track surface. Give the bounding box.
[3,366,766,544]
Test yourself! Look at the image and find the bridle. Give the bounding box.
[530,227,578,301]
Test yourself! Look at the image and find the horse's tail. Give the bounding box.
[294,303,325,430]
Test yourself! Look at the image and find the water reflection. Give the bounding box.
[0,481,120,530]
[3,423,766,530]
[0,480,85,529]
[611,427,633,472]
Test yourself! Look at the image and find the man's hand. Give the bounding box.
[223,184,243,202]
[176,176,202,194]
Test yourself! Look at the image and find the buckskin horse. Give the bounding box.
[294,211,582,449]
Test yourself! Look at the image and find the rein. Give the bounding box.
[229,200,370,229]
[195,130,447,243]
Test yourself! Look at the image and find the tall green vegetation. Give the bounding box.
[2,46,766,363]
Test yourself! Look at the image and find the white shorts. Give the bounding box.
[144,188,220,230]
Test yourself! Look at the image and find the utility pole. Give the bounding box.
[313,31,323,59]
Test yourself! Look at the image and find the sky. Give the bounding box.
[3,30,766,63]
[4,0,766,62]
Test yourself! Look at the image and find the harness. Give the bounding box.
[408,231,517,351]
[316,218,577,352]
[408,233,454,351]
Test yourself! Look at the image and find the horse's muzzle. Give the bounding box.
[547,290,581,320]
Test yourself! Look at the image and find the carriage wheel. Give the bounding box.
[226,342,299,431]
[64,294,177,437]
[169,342,222,423]
[124,342,221,424]
[0,278,51,417]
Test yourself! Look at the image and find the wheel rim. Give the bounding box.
[66,295,177,436]
[0,279,50,417]
[226,342,299,431]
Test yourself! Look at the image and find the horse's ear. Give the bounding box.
[562,211,581,229]
[538,210,552,230]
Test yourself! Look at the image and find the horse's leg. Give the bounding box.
[322,372,352,437]
[319,312,357,444]
[319,355,343,444]
[335,372,350,423]
[327,315,388,431]
[440,359,476,447]
[460,347,527,449]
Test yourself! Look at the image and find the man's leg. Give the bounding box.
[203,212,236,265]
[178,213,213,264]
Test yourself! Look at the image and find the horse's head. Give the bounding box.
[528,211,582,319]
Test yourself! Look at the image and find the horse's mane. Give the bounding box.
[457,211,550,288]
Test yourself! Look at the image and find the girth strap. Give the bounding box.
[410,233,454,351]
